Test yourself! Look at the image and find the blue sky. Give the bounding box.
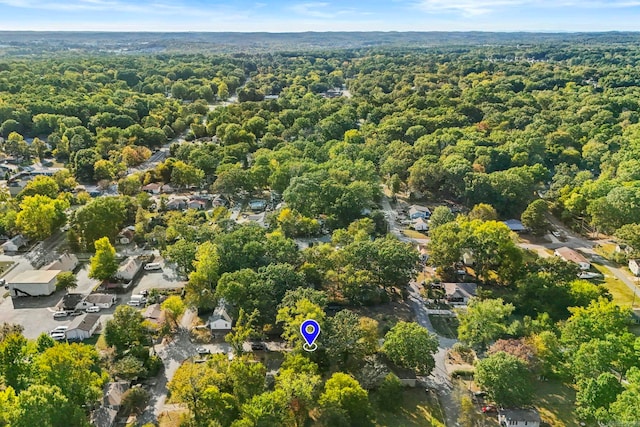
[1,0,640,32]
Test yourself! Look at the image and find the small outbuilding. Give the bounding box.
[412,217,429,231]
[497,409,541,427]
[408,205,431,220]
[115,257,142,282]
[554,246,591,270]
[503,219,528,233]
[1,234,27,253]
[8,269,60,297]
[629,259,640,277]
[66,313,101,341]
[209,304,233,332]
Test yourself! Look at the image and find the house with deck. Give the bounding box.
[554,246,591,270]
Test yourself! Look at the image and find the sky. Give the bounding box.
[2,0,640,32]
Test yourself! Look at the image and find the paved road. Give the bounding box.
[407,281,460,427]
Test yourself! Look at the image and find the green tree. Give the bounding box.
[161,295,186,329]
[186,241,220,310]
[375,373,403,412]
[520,199,549,235]
[225,309,258,356]
[170,160,204,189]
[319,373,373,427]
[104,305,150,356]
[608,367,640,424]
[277,299,326,350]
[468,203,498,221]
[37,343,105,407]
[73,196,129,247]
[16,195,68,240]
[12,384,88,427]
[475,351,533,407]
[55,271,77,291]
[17,176,59,200]
[382,321,438,375]
[0,332,32,392]
[458,298,514,350]
[162,239,198,277]
[89,237,118,281]
[576,373,623,423]
[121,387,151,416]
[429,206,455,230]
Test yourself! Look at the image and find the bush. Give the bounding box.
[451,342,475,364]
[145,355,163,377]
[450,369,475,379]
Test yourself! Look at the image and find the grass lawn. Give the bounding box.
[158,408,189,427]
[403,229,429,239]
[534,380,579,427]
[428,314,459,339]
[594,243,618,262]
[592,264,638,307]
[373,388,446,427]
[0,261,14,276]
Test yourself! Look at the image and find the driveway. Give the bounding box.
[407,281,460,427]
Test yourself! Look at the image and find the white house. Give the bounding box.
[115,257,142,282]
[85,294,117,309]
[630,259,640,277]
[8,270,60,297]
[443,283,478,305]
[142,183,162,195]
[408,205,431,220]
[66,313,101,341]
[209,304,233,332]
[554,246,591,270]
[188,199,206,210]
[45,252,78,272]
[497,409,541,427]
[412,217,429,231]
[166,196,188,211]
[1,234,27,253]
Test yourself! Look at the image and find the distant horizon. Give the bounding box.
[1,30,640,34]
[2,1,640,33]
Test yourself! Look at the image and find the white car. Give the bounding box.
[50,332,66,340]
[578,271,603,280]
[85,306,101,313]
[53,311,69,318]
[50,326,68,334]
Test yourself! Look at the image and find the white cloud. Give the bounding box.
[414,0,640,15]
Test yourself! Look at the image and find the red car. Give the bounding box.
[481,405,497,413]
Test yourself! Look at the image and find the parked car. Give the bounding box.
[481,405,497,413]
[0,278,5,286]
[196,346,210,355]
[50,332,66,340]
[251,342,267,351]
[578,271,603,279]
[551,230,561,238]
[50,326,68,334]
[144,262,162,271]
[53,311,69,318]
[86,306,100,313]
[70,311,83,316]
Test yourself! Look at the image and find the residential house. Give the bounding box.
[91,381,130,427]
[117,226,136,245]
[44,252,78,272]
[497,409,541,427]
[408,205,431,220]
[249,199,267,212]
[66,313,101,341]
[554,246,591,270]
[443,283,478,305]
[503,219,528,233]
[142,182,162,195]
[188,199,206,210]
[209,303,233,333]
[1,234,27,253]
[412,217,429,232]
[161,184,176,194]
[7,180,28,197]
[8,270,60,297]
[212,194,228,207]
[143,303,166,327]
[85,294,117,309]
[115,257,142,282]
[629,259,640,277]
[632,308,640,325]
[166,196,188,211]
[615,244,634,255]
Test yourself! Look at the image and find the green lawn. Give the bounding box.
[428,314,459,339]
[534,380,579,427]
[592,264,638,307]
[0,261,14,276]
[403,229,429,239]
[374,388,446,427]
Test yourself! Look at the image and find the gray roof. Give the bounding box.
[443,283,477,300]
[498,409,541,423]
[85,294,116,305]
[503,219,527,232]
[91,407,118,427]
[68,313,101,332]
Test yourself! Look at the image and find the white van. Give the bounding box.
[144,262,161,271]
[128,294,147,307]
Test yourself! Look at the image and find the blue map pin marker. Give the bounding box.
[300,319,320,352]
